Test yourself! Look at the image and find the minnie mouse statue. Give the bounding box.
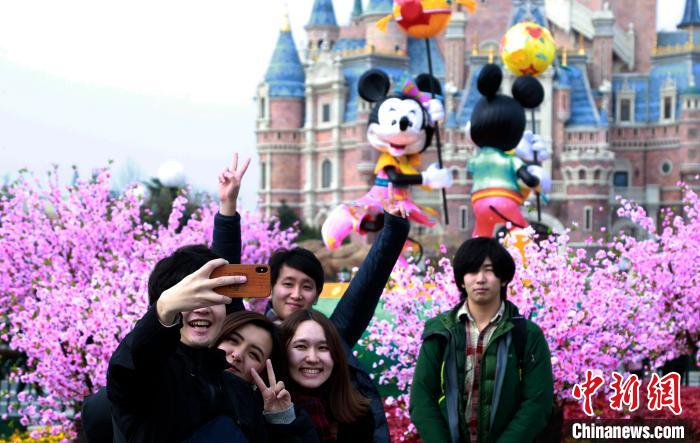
[321,68,452,249]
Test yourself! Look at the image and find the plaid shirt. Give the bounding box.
[457,301,505,443]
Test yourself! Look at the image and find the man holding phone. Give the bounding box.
[86,155,304,442]
[212,181,411,443]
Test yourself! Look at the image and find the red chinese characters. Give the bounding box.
[608,371,641,412]
[573,370,684,416]
[647,372,683,415]
[572,369,605,416]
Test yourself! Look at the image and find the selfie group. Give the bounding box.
[80,153,554,443]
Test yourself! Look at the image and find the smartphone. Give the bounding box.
[210,264,271,298]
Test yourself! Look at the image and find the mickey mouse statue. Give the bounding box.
[321,68,452,249]
[467,63,550,238]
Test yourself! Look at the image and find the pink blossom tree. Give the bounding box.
[362,184,700,441]
[0,166,296,435]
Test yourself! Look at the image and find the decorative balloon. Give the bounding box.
[497,21,556,226]
[500,21,556,77]
[377,0,477,38]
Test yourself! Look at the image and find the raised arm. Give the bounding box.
[330,206,409,347]
[211,153,250,312]
[107,260,243,440]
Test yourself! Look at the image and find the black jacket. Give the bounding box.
[106,305,258,442]
[213,211,410,443]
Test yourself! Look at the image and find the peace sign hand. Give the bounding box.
[218,152,251,216]
[381,183,408,219]
[250,359,292,413]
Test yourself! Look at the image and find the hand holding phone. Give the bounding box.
[209,264,271,298]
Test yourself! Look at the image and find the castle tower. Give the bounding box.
[590,4,615,91]
[306,0,340,53]
[678,0,700,29]
[351,0,363,23]
[256,14,305,218]
[363,0,407,54]
[444,9,467,90]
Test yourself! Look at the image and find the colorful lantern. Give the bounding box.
[377,0,477,38]
[500,22,555,77]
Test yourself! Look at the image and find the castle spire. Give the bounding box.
[306,0,338,28]
[264,13,305,98]
[351,0,363,19]
[679,0,700,29]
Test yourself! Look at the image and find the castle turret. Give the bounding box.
[678,0,700,29]
[259,14,305,130]
[351,0,363,21]
[256,14,305,218]
[445,10,467,89]
[306,0,340,52]
[590,4,615,91]
[363,0,406,54]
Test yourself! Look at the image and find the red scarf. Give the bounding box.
[292,389,338,442]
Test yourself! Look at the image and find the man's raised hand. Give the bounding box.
[381,183,408,219]
[218,153,251,216]
[156,258,246,325]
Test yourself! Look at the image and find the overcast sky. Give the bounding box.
[0,1,686,210]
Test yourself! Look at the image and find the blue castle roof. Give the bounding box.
[264,27,305,98]
[679,0,700,29]
[332,38,366,52]
[656,29,700,47]
[407,38,445,79]
[566,64,599,126]
[307,0,338,28]
[610,58,700,123]
[351,0,363,18]
[510,3,548,27]
[365,0,392,14]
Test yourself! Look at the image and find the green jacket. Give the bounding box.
[409,301,553,443]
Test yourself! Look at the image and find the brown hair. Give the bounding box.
[215,311,284,379]
[280,309,370,423]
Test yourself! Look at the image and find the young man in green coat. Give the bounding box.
[410,237,553,443]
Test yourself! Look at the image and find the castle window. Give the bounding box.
[260,162,267,190]
[584,206,593,231]
[662,95,674,121]
[660,78,676,123]
[322,103,331,123]
[459,206,469,231]
[619,98,631,122]
[613,171,628,187]
[660,160,672,176]
[259,97,266,119]
[616,83,635,124]
[321,159,332,188]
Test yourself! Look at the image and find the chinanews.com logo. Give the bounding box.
[566,370,691,441]
[568,421,686,440]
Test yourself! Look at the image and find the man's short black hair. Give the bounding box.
[147,245,221,306]
[452,237,515,301]
[269,247,324,297]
